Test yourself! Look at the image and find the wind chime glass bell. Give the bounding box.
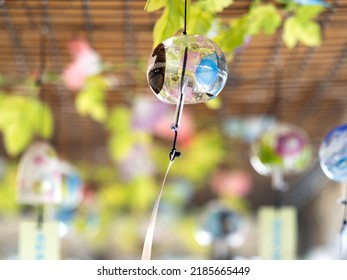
[319,124,347,182]
[147,35,228,104]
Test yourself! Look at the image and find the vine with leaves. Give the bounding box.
[145,0,327,56]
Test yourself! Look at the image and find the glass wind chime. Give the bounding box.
[319,124,347,259]
[17,31,62,260]
[16,27,62,260]
[142,0,228,260]
[250,123,312,260]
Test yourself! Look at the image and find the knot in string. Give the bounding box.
[169,124,181,161]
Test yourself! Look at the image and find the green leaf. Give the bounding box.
[189,4,215,35]
[283,17,299,48]
[152,0,186,47]
[153,7,180,47]
[144,0,166,12]
[38,103,53,139]
[0,95,55,155]
[75,76,108,123]
[4,122,32,156]
[297,20,321,46]
[198,0,233,13]
[296,6,324,21]
[91,104,107,122]
[84,75,108,92]
[30,101,54,139]
[214,16,249,53]
[248,4,282,35]
[283,16,321,48]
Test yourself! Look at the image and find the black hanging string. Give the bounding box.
[169,0,188,161]
[170,45,188,161]
[183,0,187,35]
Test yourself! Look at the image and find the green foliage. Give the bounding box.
[188,4,215,35]
[146,0,325,54]
[152,0,186,47]
[296,5,324,20]
[0,163,18,215]
[126,176,157,212]
[107,106,151,161]
[197,0,233,13]
[148,0,236,47]
[248,4,282,35]
[76,76,108,123]
[283,6,323,48]
[0,94,53,156]
[144,0,166,12]
[172,132,225,183]
[214,15,249,54]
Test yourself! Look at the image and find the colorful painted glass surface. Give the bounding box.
[319,124,347,182]
[17,142,62,204]
[250,123,312,176]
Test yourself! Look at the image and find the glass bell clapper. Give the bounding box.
[319,124,347,259]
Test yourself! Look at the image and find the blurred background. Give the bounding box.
[0,0,347,260]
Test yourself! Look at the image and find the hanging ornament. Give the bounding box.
[17,141,62,205]
[195,201,249,259]
[55,161,83,236]
[319,124,347,182]
[147,35,228,105]
[319,123,347,259]
[250,122,312,178]
[142,0,228,260]
[59,161,83,209]
[249,123,311,260]
[196,201,249,247]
